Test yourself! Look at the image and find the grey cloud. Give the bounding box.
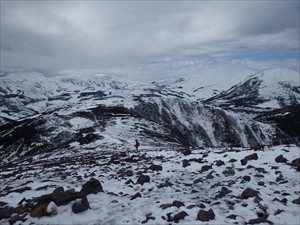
[0,1,299,78]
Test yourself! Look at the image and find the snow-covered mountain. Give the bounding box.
[204,69,300,109]
[0,68,299,158]
[1,68,300,225]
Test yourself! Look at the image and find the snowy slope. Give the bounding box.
[1,69,299,124]
[204,69,300,109]
[1,144,299,225]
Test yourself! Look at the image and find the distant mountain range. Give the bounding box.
[0,68,299,163]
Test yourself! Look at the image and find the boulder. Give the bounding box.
[245,153,258,161]
[159,203,172,210]
[215,160,225,166]
[291,157,300,167]
[136,174,150,185]
[275,155,288,163]
[222,169,235,177]
[130,192,141,200]
[81,178,103,195]
[72,196,90,214]
[52,187,64,194]
[197,208,215,221]
[241,153,258,165]
[248,218,274,224]
[227,214,237,220]
[141,213,155,224]
[157,180,173,188]
[215,187,232,198]
[201,165,212,172]
[173,211,188,223]
[274,209,284,216]
[243,175,251,182]
[52,192,74,206]
[292,198,300,205]
[241,187,259,198]
[182,159,190,168]
[241,158,248,165]
[149,164,163,171]
[172,200,185,208]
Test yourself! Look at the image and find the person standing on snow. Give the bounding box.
[135,139,140,151]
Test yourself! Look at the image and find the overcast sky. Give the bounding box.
[1,0,299,80]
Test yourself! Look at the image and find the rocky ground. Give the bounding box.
[0,145,299,225]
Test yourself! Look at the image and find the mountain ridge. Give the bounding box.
[0,68,299,160]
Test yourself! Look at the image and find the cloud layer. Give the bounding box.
[1,1,299,79]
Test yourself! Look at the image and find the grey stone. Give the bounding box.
[197,208,215,221]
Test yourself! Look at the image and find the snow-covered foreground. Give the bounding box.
[1,145,299,225]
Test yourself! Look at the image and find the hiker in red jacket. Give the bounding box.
[135,139,140,151]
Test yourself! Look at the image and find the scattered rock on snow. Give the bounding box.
[215,160,225,166]
[159,203,172,210]
[149,164,163,171]
[241,153,258,165]
[291,157,300,167]
[245,153,258,161]
[201,165,212,172]
[197,208,215,221]
[222,168,235,177]
[81,178,103,195]
[241,187,259,198]
[172,200,185,208]
[215,187,232,199]
[136,174,150,185]
[274,209,285,216]
[173,211,188,223]
[157,180,173,188]
[182,159,190,168]
[72,196,90,214]
[141,213,155,224]
[248,218,274,224]
[243,175,251,182]
[130,192,142,200]
[275,155,288,163]
[292,198,300,205]
[226,214,237,220]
